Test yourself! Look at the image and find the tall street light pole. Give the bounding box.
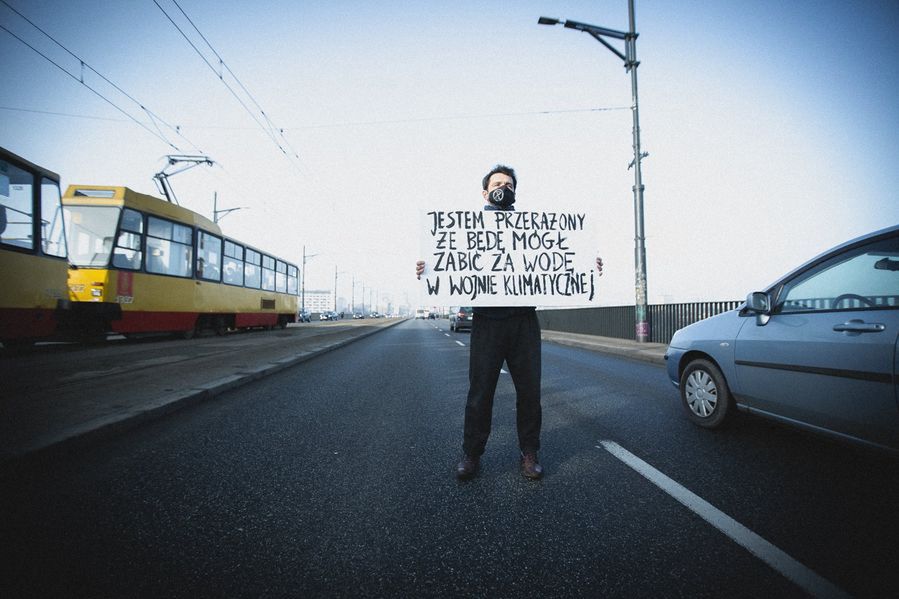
[539,0,650,342]
[334,266,347,313]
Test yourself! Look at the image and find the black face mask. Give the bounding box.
[487,186,515,209]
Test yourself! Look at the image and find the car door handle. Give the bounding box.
[833,319,885,333]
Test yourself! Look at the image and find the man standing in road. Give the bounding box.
[416,164,603,480]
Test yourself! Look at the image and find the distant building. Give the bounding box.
[302,289,332,313]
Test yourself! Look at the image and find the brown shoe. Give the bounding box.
[520,452,543,480]
[456,454,480,479]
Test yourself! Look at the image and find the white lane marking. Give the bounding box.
[500,368,508,374]
[598,440,850,599]
[444,333,451,337]
[455,340,465,347]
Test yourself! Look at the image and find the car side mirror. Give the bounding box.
[745,291,771,326]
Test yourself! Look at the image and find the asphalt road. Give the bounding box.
[2,318,897,598]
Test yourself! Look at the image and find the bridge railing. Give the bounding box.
[537,300,743,345]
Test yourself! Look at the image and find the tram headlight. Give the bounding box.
[91,288,102,297]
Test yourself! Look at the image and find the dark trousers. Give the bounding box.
[463,311,542,457]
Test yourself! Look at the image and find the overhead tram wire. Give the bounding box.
[153,0,304,175]
[0,0,206,155]
[0,4,255,217]
[0,105,137,122]
[0,23,176,152]
[285,106,632,130]
[0,105,630,130]
[168,0,302,163]
[0,6,244,215]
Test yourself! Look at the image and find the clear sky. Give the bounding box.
[3,0,898,311]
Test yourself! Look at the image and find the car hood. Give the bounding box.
[667,307,747,350]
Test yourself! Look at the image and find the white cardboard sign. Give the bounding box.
[419,209,600,307]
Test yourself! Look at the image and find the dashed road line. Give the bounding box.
[598,440,850,599]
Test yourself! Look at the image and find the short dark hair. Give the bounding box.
[482,164,517,190]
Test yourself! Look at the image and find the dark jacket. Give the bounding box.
[472,203,536,320]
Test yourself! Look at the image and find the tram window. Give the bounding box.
[173,222,192,244]
[197,231,222,282]
[63,205,119,267]
[287,264,298,295]
[146,216,192,277]
[0,160,34,250]
[73,189,115,198]
[40,177,67,258]
[113,208,142,270]
[262,255,276,291]
[147,217,171,239]
[223,240,244,286]
[223,256,244,285]
[245,248,261,289]
[113,247,141,270]
[120,208,143,233]
[275,260,287,293]
[225,240,243,259]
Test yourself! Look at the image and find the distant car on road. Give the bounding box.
[298,309,311,323]
[319,311,338,321]
[665,224,899,453]
[450,307,473,332]
[353,312,364,319]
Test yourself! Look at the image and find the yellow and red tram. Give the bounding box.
[0,147,69,345]
[63,184,298,338]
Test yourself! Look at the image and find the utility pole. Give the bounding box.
[626,0,649,343]
[301,245,319,315]
[539,0,650,342]
[334,266,347,312]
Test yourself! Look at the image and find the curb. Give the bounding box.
[542,331,667,366]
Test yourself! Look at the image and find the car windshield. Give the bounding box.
[63,204,121,267]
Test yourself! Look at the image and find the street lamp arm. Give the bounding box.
[539,16,630,65]
[563,19,628,40]
[587,31,627,63]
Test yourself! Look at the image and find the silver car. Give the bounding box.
[665,224,899,453]
[449,306,473,332]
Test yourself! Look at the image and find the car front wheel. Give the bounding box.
[680,358,733,429]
